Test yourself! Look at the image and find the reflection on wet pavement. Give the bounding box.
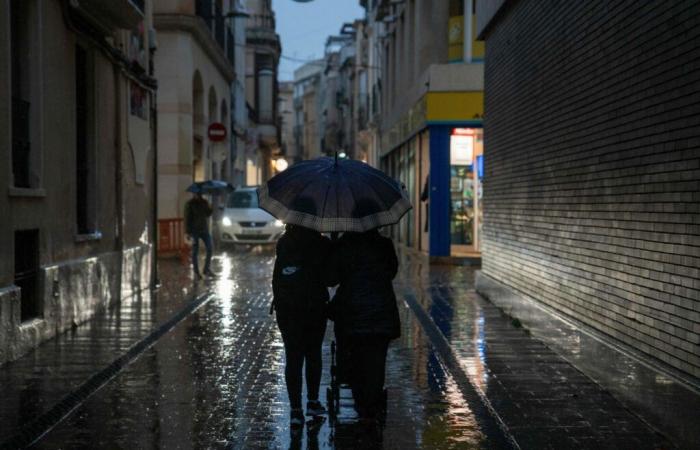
[395,254,672,450]
[35,248,490,449]
[3,247,674,449]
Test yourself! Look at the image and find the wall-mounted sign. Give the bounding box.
[450,128,474,165]
[208,122,227,142]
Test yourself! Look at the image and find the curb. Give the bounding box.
[1,291,215,450]
[402,292,520,450]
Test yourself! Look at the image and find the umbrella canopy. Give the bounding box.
[257,157,412,232]
[186,180,234,195]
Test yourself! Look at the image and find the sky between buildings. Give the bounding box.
[273,0,365,81]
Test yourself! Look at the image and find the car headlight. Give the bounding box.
[222,217,232,227]
[274,220,284,227]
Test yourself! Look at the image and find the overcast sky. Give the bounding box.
[273,0,365,81]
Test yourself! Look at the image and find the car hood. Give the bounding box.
[223,207,276,223]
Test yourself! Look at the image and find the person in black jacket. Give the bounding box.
[328,229,400,420]
[272,224,332,428]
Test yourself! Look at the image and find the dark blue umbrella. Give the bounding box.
[257,157,412,232]
[186,180,234,195]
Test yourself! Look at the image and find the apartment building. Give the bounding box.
[0,0,157,364]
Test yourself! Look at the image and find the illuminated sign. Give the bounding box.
[450,128,474,165]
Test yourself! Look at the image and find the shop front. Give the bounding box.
[380,91,483,259]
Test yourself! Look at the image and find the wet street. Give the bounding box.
[1,248,671,449]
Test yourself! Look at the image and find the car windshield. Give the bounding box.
[227,191,258,209]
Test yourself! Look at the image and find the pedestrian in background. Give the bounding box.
[328,229,400,422]
[184,192,214,279]
[272,224,332,428]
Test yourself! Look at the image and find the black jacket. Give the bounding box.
[328,231,400,339]
[272,226,332,313]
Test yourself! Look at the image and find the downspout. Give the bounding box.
[150,62,159,289]
[114,64,124,270]
[463,0,473,63]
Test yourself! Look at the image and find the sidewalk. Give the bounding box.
[0,259,207,448]
[395,251,686,449]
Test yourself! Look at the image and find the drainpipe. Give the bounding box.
[463,0,473,63]
[150,76,159,289]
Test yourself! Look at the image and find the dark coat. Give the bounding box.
[184,196,212,235]
[272,226,332,314]
[328,231,400,339]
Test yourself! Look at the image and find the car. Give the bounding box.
[219,187,284,245]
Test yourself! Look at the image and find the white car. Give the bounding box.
[219,187,284,245]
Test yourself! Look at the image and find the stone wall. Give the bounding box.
[479,0,700,378]
[0,244,151,365]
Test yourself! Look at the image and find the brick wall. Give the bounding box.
[480,0,700,378]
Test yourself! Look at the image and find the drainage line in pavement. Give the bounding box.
[403,292,521,450]
[1,292,215,450]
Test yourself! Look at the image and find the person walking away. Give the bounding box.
[272,225,332,428]
[328,229,400,422]
[184,192,214,279]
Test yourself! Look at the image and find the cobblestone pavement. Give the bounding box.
[1,247,673,449]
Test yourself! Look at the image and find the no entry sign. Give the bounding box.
[208,122,227,142]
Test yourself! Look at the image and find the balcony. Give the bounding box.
[71,0,145,33]
[247,13,275,30]
[246,13,279,49]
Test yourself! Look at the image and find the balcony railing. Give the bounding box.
[247,13,275,30]
[12,97,31,188]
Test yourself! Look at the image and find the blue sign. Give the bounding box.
[477,155,484,179]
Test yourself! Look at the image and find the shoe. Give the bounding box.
[290,408,304,428]
[306,400,327,417]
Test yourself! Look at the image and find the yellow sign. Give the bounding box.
[426,92,484,122]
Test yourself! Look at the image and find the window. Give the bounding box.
[15,230,41,322]
[227,191,259,209]
[10,0,33,188]
[75,44,97,235]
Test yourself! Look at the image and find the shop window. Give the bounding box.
[15,230,41,322]
[450,128,478,248]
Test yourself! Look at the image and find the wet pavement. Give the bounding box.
[0,246,679,449]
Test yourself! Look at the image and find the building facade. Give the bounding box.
[244,0,281,185]
[153,0,237,226]
[277,81,296,166]
[292,60,323,161]
[476,0,700,382]
[363,0,485,259]
[0,0,157,364]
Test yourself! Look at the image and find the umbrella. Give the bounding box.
[257,157,412,232]
[186,180,234,195]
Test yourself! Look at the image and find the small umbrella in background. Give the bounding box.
[186,180,235,195]
[257,156,412,232]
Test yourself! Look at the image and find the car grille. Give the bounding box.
[238,221,267,228]
[234,234,271,241]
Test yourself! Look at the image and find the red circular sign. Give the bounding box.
[208,122,227,142]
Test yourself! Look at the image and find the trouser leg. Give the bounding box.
[191,234,200,274]
[203,232,213,272]
[278,313,304,410]
[303,316,326,402]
